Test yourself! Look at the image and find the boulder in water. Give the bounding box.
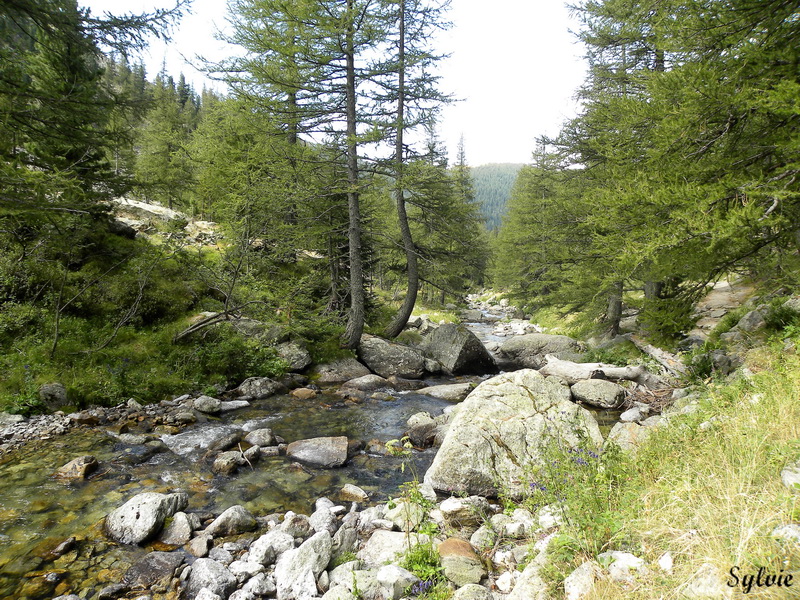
[287,436,349,468]
[497,333,583,369]
[311,358,371,385]
[357,335,426,379]
[105,491,188,545]
[422,323,497,375]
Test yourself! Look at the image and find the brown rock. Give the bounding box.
[54,456,98,480]
[291,388,317,400]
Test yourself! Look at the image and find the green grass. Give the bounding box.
[521,330,800,599]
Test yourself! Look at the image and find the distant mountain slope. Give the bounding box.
[471,163,524,230]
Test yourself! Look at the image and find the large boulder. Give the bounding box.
[287,436,349,468]
[105,491,188,545]
[422,324,497,375]
[311,358,372,385]
[357,335,426,379]
[424,370,603,498]
[497,333,583,369]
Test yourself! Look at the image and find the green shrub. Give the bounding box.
[638,296,697,346]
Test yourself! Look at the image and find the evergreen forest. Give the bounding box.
[1,0,799,409]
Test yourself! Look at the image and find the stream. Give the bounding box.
[0,309,620,599]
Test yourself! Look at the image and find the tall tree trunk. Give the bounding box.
[607,280,623,336]
[384,0,418,339]
[342,1,365,349]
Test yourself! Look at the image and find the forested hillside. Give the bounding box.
[471,163,523,230]
[0,0,488,410]
[493,0,800,344]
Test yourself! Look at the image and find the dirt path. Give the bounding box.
[688,278,756,340]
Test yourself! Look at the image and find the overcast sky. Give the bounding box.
[81,0,587,166]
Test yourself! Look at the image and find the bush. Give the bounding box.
[638,296,696,346]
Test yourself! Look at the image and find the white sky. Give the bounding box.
[81,0,587,166]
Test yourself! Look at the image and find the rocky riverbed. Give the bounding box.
[0,301,681,599]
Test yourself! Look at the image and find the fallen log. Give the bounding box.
[630,335,688,379]
[538,354,668,389]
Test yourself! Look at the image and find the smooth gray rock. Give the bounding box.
[497,333,582,369]
[358,335,426,379]
[212,450,245,475]
[219,400,250,412]
[281,511,314,540]
[440,496,490,530]
[205,505,257,538]
[275,531,332,600]
[105,491,188,545]
[186,558,238,599]
[508,557,548,600]
[245,428,276,447]
[310,506,339,536]
[312,358,372,385]
[416,383,475,402]
[422,323,497,375]
[186,534,212,558]
[424,370,602,498]
[340,374,391,392]
[159,511,194,545]
[194,395,222,414]
[598,551,647,584]
[570,379,626,409]
[405,412,437,448]
[287,436,349,468]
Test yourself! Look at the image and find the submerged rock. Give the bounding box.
[54,455,98,480]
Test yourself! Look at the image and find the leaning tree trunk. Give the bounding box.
[342,5,365,349]
[384,0,418,339]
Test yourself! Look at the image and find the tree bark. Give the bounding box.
[384,0,418,339]
[342,0,365,349]
[607,280,623,336]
